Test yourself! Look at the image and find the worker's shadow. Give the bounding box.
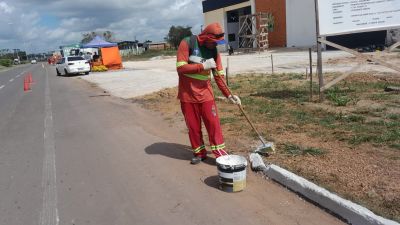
[145,142,216,166]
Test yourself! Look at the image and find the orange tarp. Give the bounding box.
[101,46,123,70]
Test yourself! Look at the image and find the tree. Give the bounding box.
[166,26,192,49]
[103,31,113,42]
[81,31,115,44]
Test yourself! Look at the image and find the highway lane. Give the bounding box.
[0,63,47,224]
[0,64,39,129]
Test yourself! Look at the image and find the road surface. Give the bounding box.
[0,64,345,225]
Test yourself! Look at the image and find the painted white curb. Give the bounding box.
[249,153,399,225]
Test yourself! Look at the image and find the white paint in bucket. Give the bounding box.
[216,155,247,192]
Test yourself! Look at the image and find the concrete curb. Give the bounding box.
[249,153,399,225]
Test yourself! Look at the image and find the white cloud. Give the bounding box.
[0,0,204,52]
[171,0,192,11]
[0,1,13,14]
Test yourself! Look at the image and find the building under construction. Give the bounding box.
[202,0,394,51]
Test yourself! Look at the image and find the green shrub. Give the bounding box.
[0,59,12,67]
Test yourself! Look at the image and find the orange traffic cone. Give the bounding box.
[24,76,31,92]
[28,73,33,84]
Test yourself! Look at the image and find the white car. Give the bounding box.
[56,56,90,76]
[31,59,37,64]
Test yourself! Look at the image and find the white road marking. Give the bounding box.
[0,85,4,89]
[9,79,14,82]
[16,74,20,78]
[40,67,59,225]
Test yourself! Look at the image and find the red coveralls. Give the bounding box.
[176,23,231,159]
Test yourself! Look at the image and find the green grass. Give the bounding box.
[210,73,400,222]
[228,82,241,91]
[319,114,338,128]
[345,114,366,123]
[303,147,326,156]
[387,114,400,121]
[390,143,400,150]
[220,117,236,125]
[290,110,315,125]
[0,58,12,67]
[211,74,400,149]
[347,80,388,91]
[370,93,391,101]
[326,88,352,106]
[285,73,305,80]
[219,108,234,113]
[344,120,400,145]
[241,97,284,119]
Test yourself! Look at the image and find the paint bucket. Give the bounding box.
[216,155,247,192]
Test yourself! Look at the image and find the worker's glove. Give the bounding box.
[201,58,216,70]
[189,55,204,64]
[228,95,241,105]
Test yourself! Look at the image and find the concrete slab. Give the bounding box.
[80,49,398,100]
[82,68,177,99]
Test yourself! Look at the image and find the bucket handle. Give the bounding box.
[217,149,228,157]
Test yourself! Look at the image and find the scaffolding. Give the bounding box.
[238,12,274,52]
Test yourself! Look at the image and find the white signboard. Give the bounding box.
[318,0,400,36]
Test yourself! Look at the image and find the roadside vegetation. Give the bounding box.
[135,71,400,221]
[0,58,13,67]
[121,25,189,62]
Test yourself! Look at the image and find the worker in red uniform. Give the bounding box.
[176,22,241,164]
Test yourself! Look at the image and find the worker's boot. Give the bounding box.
[190,150,207,165]
[190,155,207,165]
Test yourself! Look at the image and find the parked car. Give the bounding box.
[31,59,37,64]
[13,59,20,65]
[55,56,90,76]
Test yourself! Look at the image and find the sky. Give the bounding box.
[0,0,204,53]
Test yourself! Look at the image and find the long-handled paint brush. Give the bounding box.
[237,104,276,155]
[214,67,275,155]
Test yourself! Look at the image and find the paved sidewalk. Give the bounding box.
[80,49,397,99]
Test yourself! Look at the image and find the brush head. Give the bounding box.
[254,142,275,156]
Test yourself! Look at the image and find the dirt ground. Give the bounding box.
[133,71,400,222]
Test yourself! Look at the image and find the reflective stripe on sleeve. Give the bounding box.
[214,70,225,76]
[184,74,211,81]
[176,61,188,68]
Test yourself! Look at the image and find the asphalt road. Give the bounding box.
[0,64,346,225]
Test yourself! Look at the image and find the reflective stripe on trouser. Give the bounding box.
[211,143,228,157]
[181,100,227,157]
